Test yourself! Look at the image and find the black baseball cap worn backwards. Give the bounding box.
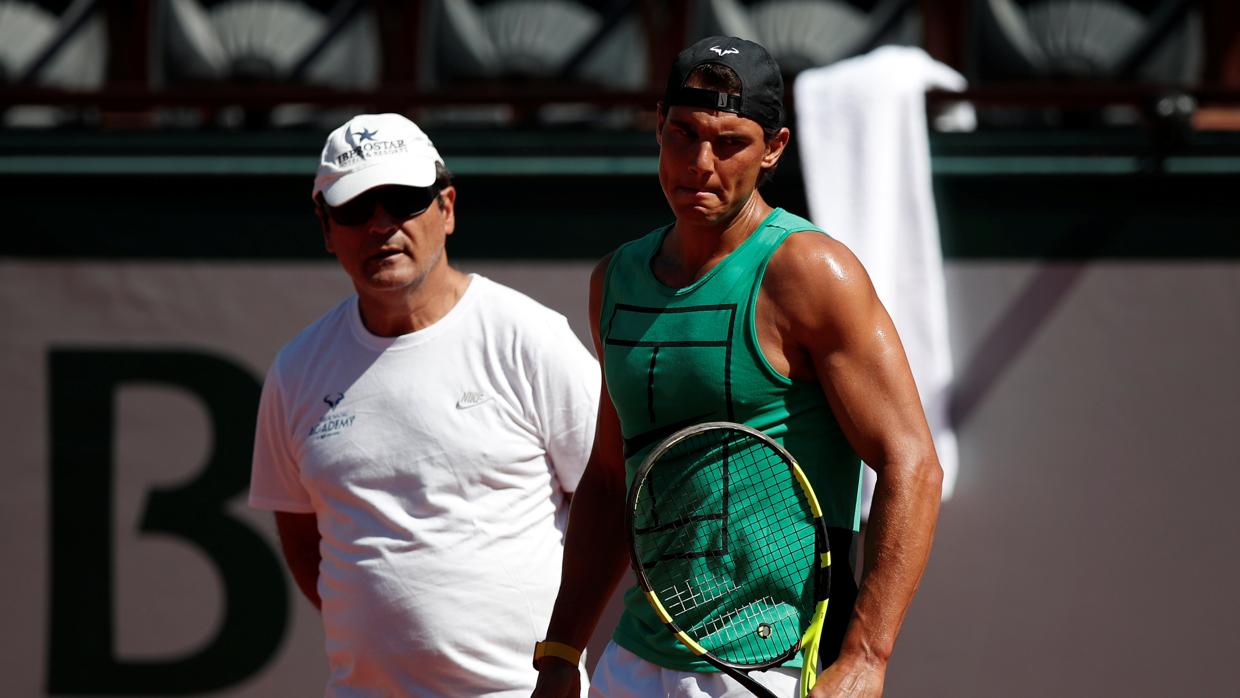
[664,35,785,131]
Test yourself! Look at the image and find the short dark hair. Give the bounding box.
[681,63,781,142]
[665,63,783,188]
[433,161,453,191]
[432,161,453,208]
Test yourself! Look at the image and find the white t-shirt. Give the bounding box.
[250,275,599,697]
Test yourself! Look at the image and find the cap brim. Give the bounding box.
[318,161,438,207]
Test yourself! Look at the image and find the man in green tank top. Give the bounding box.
[533,36,943,698]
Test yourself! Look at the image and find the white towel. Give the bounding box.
[794,46,969,518]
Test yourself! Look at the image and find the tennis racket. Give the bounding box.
[626,421,831,698]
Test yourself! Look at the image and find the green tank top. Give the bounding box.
[602,207,863,671]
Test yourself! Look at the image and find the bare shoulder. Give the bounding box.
[765,231,877,325]
[588,251,618,312]
[589,251,616,294]
[587,251,618,351]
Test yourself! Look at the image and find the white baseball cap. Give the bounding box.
[312,113,445,206]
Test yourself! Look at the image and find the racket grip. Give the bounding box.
[798,599,829,698]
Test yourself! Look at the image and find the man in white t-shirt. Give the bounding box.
[249,113,600,697]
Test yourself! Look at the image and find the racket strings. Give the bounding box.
[633,429,818,666]
[660,570,738,615]
[698,594,780,645]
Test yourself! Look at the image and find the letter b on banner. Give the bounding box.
[48,349,287,694]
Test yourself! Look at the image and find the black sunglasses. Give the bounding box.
[326,185,440,226]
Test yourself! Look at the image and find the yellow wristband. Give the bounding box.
[533,640,582,670]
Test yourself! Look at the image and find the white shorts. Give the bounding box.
[589,642,801,698]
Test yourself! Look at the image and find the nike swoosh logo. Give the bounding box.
[456,392,492,409]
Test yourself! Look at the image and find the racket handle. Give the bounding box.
[798,598,829,697]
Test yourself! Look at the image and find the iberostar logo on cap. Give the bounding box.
[313,113,444,206]
[333,130,409,168]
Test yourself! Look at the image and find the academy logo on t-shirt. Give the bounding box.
[310,391,355,439]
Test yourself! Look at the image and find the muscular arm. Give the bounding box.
[275,511,322,610]
[769,234,943,696]
[532,255,631,696]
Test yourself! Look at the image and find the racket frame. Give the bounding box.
[625,421,832,698]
